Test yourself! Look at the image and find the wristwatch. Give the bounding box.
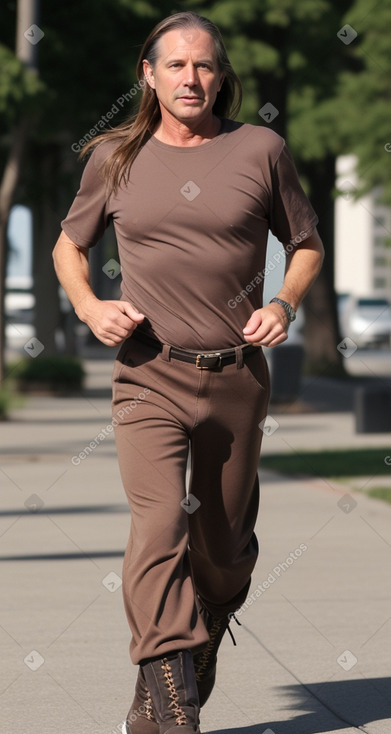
[269,297,296,323]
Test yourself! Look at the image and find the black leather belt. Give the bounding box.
[132,330,259,370]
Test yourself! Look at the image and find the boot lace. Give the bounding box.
[144,687,154,721]
[161,657,187,725]
[195,613,241,681]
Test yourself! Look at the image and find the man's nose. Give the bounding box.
[184,64,199,85]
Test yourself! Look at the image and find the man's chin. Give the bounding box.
[161,102,212,126]
[175,103,209,120]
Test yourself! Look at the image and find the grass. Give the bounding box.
[261,448,390,478]
[261,448,391,504]
[367,487,391,503]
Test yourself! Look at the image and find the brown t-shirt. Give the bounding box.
[61,118,318,350]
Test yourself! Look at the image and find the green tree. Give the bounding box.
[334,0,391,204]
[3,0,389,378]
[183,0,357,373]
[0,0,171,368]
[0,0,45,384]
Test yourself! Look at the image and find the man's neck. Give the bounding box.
[153,114,222,147]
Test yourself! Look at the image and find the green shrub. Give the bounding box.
[10,356,85,390]
[0,385,12,420]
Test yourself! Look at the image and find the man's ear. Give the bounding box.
[143,59,156,89]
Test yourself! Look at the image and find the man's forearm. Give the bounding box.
[52,230,145,346]
[276,229,324,310]
[243,228,324,347]
[52,231,98,319]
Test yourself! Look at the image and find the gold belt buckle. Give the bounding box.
[195,353,222,369]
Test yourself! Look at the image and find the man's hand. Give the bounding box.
[242,303,289,348]
[52,233,145,345]
[241,229,324,348]
[75,295,145,347]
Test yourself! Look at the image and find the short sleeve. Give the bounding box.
[61,145,111,248]
[269,142,318,245]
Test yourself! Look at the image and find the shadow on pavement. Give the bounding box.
[6,415,114,425]
[81,386,113,399]
[0,503,128,516]
[0,503,130,562]
[207,676,391,733]
[0,550,125,561]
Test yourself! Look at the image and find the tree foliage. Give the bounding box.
[2,0,389,227]
[0,46,45,128]
[1,0,389,214]
[334,0,391,203]
[0,0,390,372]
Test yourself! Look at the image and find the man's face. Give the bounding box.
[143,28,225,126]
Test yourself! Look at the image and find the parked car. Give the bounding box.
[5,278,88,354]
[5,276,35,350]
[339,295,391,348]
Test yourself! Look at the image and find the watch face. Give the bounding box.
[286,305,296,322]
[271,298,296,322]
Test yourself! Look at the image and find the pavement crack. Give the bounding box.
[46,671,101,724]
[240,624,373,733]
[359,515,391,549]
[44,468,70,494]
[47,594,101,648]
[309,514,335,539]
[281,593,334,647]
[0,514,23,540]
[46,515,101,568]
[0,673,24,698]
[0,466,23,492]
[0,621,23,648]
[360,612,391,648]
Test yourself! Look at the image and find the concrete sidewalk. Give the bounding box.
[1,358,391,733]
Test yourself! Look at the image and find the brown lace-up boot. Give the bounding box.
[124,668,158,733]
[141,650,201,733]
[193,604,240,707]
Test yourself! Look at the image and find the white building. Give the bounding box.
[335,154,391,299]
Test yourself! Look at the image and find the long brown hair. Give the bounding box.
[81,11,242,194]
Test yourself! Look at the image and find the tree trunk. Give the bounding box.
[302,155,345,374]
[257,56,342,374]
[257,73,288,139]
[0,0,40,383]
[32,144,62,356]
[255,26,289,140]
[0,117,31,383]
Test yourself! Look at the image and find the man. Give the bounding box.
[53,11,324,734]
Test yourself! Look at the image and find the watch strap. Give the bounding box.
[269,297,296,322]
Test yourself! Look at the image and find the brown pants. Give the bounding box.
[112,336,270,665]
